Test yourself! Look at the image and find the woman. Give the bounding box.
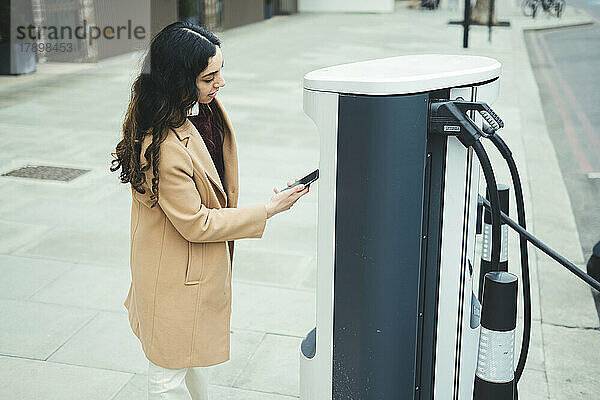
[110,21,309,399]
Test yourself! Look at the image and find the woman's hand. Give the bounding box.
[265,178,310,219]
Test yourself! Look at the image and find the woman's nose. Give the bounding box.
[216,77,226,88]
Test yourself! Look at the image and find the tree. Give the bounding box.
[471,0,496,25]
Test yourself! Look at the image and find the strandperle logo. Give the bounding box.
[15,19,147,45]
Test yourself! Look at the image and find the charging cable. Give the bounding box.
[429,100,503,273]
[428,99,600,396]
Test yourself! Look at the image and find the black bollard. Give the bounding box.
[473,271,518,400]
[588,241,600,292]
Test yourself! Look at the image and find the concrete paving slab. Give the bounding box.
[0,61,96,90]
[296,258,316,291]
[232,239,317,291]
[236,151,318,185]
[0,105,121,133]
[14,227,129,268]
[5,197,130,235]
[0,220,49,254]
[229,124,315,150]
[231,282,315,337]
[211,385,300,399]
[233,235,313,259]
[0,168,118,204]
[517,320,546,373]
[237,143,318,174]
[112,373,299,400]
[232,247,313,290]
[233,333,301,396]
[0,255,74,300]
[0,355,132,400]
[256,221,316,255]
[29,263,131,312]
[0,121,70,148]
[517,367,551,400]
[543,324,600,399]
[111,374,146,400]
[48,311,147,374]
[0,299,96,359]
[512,241,543,322]
[209,329,265,387]
[538,257,599,328]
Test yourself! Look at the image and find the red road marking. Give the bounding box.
[537,32,600,163]
[529,32,594,173]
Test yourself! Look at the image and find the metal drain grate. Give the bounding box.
[1,165,90,182]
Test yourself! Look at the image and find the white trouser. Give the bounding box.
[147,358,211,400]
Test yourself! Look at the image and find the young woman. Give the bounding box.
[110,21,310,399]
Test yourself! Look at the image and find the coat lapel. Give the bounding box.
[214,97,239,208]
[172,97,238,208]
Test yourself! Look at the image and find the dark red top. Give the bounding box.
[188,110,226,190]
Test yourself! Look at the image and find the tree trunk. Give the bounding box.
[471,0,497,24]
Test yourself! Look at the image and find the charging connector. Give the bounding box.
[428,99,504,273]
[429,100,504,147]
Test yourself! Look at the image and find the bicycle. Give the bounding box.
[521,0,565,18]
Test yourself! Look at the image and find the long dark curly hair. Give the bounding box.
[110,21,223,208]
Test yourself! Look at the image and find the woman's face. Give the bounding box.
[196,45,226,104]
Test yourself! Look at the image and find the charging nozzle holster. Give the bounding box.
[428,100,505,146]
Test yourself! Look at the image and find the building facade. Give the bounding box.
[22,0,297,63]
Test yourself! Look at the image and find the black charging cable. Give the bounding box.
[427,99,588,398]
[429,100,503,273]
[431,98,600,398]
[430,99,532,396]
[479,196,600,292]
[472,140,502,273]
[484,127,600,383]
[483,132,531,383]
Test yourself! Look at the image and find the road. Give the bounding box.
[525,1,600,313]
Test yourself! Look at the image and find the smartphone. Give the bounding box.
[281,169,319,191]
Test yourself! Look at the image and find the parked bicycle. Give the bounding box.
[521,0,565,18]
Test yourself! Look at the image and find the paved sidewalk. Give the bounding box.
[0,1,597,399]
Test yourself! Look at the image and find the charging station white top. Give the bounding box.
[303,54,501,95]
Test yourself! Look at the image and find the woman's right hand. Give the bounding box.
[265,178,310,219]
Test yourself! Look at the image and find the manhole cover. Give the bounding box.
[1,165,90,182]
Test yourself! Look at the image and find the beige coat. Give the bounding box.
[123,97,268,368]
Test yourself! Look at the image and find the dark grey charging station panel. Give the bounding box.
[332,93,429,399]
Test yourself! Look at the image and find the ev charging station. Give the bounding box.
[298,55,503,399]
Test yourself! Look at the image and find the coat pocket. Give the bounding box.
[184,241,205,285]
